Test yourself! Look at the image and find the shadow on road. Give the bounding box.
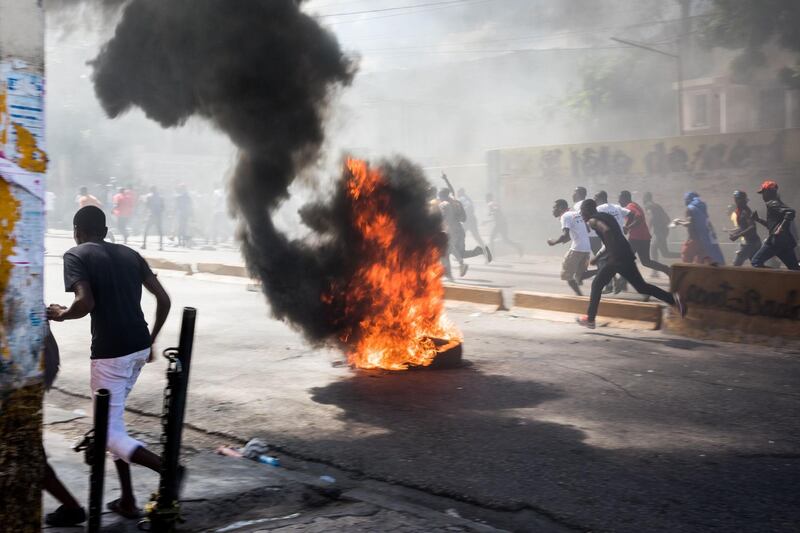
[306,364,800,532]
[587,332,718,351]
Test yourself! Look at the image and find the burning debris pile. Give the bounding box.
[90,0,460,369]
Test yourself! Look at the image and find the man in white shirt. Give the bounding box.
[548,199,593,296]
[594,190,630,229]
[573,186,602,254]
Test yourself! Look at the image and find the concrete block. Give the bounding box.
[146,257,193,275]
[442,284,505,310]
[196,262,249,278]
[513,291,662,328]
[666,263,800,344]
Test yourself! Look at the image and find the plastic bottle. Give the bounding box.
[257,455,280,467]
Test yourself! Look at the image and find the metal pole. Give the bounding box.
[87,389,110,533]
[149,307,196,532]
[676,49,685,136]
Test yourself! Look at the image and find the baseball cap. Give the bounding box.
[757,180,778,194]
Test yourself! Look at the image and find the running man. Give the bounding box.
[620,190,671,276]
[594,190,629,293]
[142,186,165,251]
[728,190,761,266]
[548,199,593,296]
[486,193,523,256]
[751,180,799,270]
[573,186,601,254]
[47,206,173,518]
[112,187,134,245]
[673,192,725,265]
[643,192,679,262]
[576,199,684,329]
[457,187,492,263]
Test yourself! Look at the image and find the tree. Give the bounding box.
[702,0,800,87]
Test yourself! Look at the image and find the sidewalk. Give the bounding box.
[42,393,509,532]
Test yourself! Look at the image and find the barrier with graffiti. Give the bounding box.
[665,263,800,344]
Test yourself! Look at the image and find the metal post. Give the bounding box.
[87,389,110,533]
[148,307,196,533]
[676,49,685,136]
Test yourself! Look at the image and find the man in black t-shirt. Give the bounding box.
[751,180,799,270]
[576,200,685,329]
[47,206,172,519]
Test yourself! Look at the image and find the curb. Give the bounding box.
[196,262,249,278]
[146,257,193,275]
[513,291,662,329]
[442,284,506,311]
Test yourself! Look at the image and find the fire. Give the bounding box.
[325,157,461,370]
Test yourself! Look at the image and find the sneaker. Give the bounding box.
[575,315,596,329]
[459,263,469,277]
[673,291,687,318]
[484,246,493,264]
[45,505,86,527]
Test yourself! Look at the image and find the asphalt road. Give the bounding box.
[44,235,800,532]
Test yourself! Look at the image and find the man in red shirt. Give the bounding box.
[620,190,671,277]
[112,187,135,244]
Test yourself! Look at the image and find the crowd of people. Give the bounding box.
[429,173,528,280]
[68,180,232,250]
[545,179,798,328]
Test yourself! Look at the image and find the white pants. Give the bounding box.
[90,348,150,462]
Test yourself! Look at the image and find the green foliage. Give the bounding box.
[702,0,800,84]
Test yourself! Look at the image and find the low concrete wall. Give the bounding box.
[513,291,663,329]
[666,263,800,344]
[146,257,193,275]
[196,263,249,278]
[442,284,506,310]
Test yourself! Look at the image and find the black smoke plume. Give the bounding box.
[91,0,443,346]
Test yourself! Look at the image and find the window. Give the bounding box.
[759,88,786,130]
[691,93,708,128]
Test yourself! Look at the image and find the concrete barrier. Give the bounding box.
[442,284,506,311]
[513,291,663,329]
[146,257,193,275]
[666,263,800,344]
[196,263,249,278]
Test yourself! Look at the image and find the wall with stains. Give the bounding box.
[0,1,46,529]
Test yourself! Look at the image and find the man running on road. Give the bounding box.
[548,199,594,296]
[620,190,671,276]
[751,180,799,270]
[576,199,684,329]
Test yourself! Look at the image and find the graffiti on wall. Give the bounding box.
[493,129,798,181]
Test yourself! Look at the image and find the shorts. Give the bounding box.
[681,239,711,264]
[561,250,590,281]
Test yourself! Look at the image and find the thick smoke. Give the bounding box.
[91,0,442,345]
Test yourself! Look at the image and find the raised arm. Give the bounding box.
[441,173,455,196]
[143,274,171,347]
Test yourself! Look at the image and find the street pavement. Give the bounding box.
[43,233,800,532]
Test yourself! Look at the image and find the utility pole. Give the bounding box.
[0,1,47,531]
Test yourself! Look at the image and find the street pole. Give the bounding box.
[87,389,110,533]
[145,307,197,533]
[610,36,684,136]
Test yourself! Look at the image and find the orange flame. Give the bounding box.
[325,157,460,370]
